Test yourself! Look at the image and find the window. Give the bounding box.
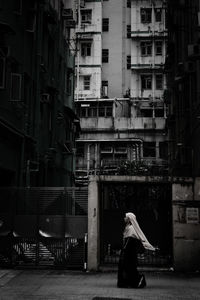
[141,109,153,117]
[127,25,131,38]
[88,106,97,117]
[102,18,109,32]
[155,41,162,55]
[141,8,152,23]
[76,143,84,157]
[156,74,163,90]
[155,8,162,22]
[143,142,156,157]
[127,0,131,8]
[127,55,131,69]
[81,42,91,56]
[155,109,164,117]
[0,57,5,89]
[102,49,109,63]
[141,41,152,56]
[102,80,108,97]
[81,9,92,24]
[26,12,36,32]
[83,75,90,90]
[159,142,168,159]
[10,73,22,101]
[99,103,112,117]
[141,75,152,89]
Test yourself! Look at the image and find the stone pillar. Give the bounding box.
[87,176,99,271]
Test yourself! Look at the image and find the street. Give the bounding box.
[0,269,200,300]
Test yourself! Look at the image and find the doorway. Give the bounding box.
[100,182,172,267]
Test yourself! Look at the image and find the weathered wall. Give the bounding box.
[172,178,200,271]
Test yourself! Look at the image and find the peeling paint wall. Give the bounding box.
[172,178,200,271]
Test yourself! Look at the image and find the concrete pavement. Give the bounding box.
[0,268,200,300]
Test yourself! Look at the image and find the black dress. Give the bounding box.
[117,237,146,288]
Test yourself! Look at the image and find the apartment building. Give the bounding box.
[74,0,168,185]
[0,0,78,187]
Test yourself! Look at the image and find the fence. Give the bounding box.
[0,187,88,269]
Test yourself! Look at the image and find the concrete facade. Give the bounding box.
[88,175,200,272]
[75,0,168,185]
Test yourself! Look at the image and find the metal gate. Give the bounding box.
[0,187,88,269]
[100,182,172,267]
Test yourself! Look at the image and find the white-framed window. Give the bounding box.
[141,41,152,56]
[141,75,152,89]
[81,42,91,56]
[141,8,152,23]
[156,74,163,90]
[155,41,162,55]
[0,57,5,89]
[10,73,22,101]
[81,9,92,24]
[83,75,90,90]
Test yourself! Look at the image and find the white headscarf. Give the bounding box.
[123,212,155,251]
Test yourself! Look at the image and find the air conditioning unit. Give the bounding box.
[188,44,200,57]
[41,93,50,103]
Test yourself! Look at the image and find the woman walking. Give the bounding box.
[117,212,155,288]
